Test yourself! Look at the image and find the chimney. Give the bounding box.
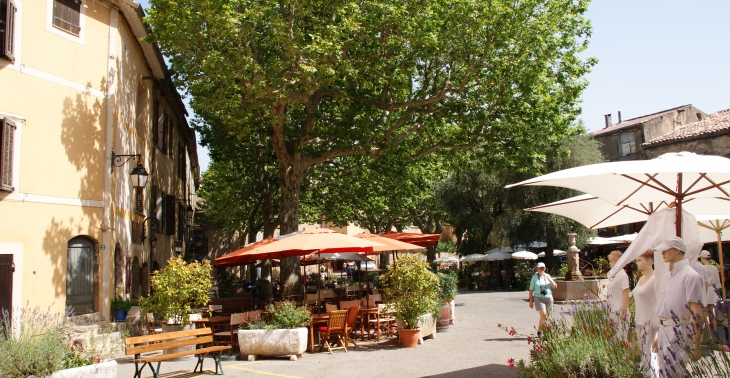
[618,111,622,123]
[604,114,613,129]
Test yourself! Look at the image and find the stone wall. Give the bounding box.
[644,134,730,159]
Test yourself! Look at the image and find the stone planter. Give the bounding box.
[238,327,308,361]
[49,360,117,378]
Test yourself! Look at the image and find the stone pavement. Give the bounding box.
[115,291,545,378]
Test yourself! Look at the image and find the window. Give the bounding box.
[134,187,143,214]
[177,203,184,241]
[150,184,157,222]
[135,83,148,137]
[155,105,168,154]
[131,220,143,245]
[619,132,636,156]
[52,0,81,36]
[0,0,16,62]
[156,189,164,233]
[0,117,15,191]
[165,195,175,236]
[177,144,186,180]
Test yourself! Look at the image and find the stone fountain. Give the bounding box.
[552,233,607,302]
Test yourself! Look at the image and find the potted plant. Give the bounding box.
[238,301,312,361]
[140,256,212,330]
[437,270,458,330]
[110,295,136,322]
[381,254,441,348]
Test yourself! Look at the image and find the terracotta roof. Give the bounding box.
[643,109,730,147]
[592,105,691,137]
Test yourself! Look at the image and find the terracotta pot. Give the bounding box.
[398,328,420,348]
[436,303,451,332]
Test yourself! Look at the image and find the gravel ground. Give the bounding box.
[115,290,549,378]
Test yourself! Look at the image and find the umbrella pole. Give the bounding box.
[717,223,727,301]
[675,174,683,237]
[318,251,322,304]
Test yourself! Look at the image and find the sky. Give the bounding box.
[138,0,730,172]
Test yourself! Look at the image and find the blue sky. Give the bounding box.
[138,1,730,172]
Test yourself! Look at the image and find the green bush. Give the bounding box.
[437,270,458,301]
[512,261,534,291]
[140,257,213,324]
[216,268,243,298]
[110,296,136,311]
[382,254,441,330]
[247,301,312,330]
[557,263,569,278]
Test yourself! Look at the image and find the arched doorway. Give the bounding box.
[66,236,95,315]
[114,243,124,298]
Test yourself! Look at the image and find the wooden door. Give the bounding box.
[0,254,13,320]
[66,237,95,315]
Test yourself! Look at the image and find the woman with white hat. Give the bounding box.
[529,262,557,338]
[700,250,721,327]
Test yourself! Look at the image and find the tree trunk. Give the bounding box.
[277,163,304,299]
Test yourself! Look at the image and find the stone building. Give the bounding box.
[643,109,730,158]
[592,104,707,161]
[0,0,200,318]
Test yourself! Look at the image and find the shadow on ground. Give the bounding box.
[420,364,517,377]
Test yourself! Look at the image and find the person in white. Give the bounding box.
[632,249,658,377]
[607,250,630,339]
[652,236,704,378]
[700,250,721,328]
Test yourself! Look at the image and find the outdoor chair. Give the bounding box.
[213,312,246,356]
[360,297,376,308]
[344,305,360,348]
[319,310,348,354]
[146,313,163,335]
[367,303,396,341]
[345,285,359,299]
[325,303,338,313]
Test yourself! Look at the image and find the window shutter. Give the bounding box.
[165,195,175,235]
[3,0,16,62]
[156,189,164,232]
[52,0,81,36]
[1,118,15,191]
[150,184,157,220]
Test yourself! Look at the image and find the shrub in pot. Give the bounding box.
[239,301,312,361]
[437,270,458,329]
[381,254,441,347]
[110,296,136,322]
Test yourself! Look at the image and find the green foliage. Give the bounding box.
[435,241,457,254]
[512,261,535,291]
[593,257,609,275]
[140,257,213,324]
[437,270,459,302]
[557,263,569,278]
[247,301,312,330]
[367,272,382,288]
[110,296,136,311]
[216,268,244,298]
[516,300,642,378]
[381,254,441,330]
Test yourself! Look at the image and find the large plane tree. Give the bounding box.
[145,0,596,296]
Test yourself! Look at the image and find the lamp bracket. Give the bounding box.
[111,151,141,172]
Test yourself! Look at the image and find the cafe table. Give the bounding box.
[190,315,231,330]
[358,307,380,341]
[308,313,329,352]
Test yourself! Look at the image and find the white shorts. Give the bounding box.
[534,296,553,312]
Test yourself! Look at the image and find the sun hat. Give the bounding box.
[699,250,711,259]
[536,262,546,268]
[654,236,687,253]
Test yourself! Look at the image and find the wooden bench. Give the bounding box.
[124,327,231,378]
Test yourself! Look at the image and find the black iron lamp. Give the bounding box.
[141,216,159,250]
[111,151,149,189]
[185,204,194,222]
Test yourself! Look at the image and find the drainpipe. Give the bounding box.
[101,8,119,319]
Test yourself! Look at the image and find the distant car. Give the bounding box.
[353,261,378,271]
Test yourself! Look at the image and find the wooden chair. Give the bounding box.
[325,303,338,313]
[213,313,247,356]
[370,293,382,304]
[367,304,396,341]
[146,313,163,335]
[345,285,359,299]
[344,305,360,348]
[361,297,376,308]
[318,310,348,354]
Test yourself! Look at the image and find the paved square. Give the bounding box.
[115,291,541,377]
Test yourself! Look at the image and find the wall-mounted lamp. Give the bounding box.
[141,216,159,251]
[111,151,149,188]
[185,204,194,222]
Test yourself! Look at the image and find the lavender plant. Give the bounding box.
[510,299,642,378]
[671,294,730,377]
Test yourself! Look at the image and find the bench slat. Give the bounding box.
[126,335,214,355]
[125,327,211,346]
[132,346,231,363]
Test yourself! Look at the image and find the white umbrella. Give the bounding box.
[511,251,538,260]
[605,234,638,243]
[527,194,730,229]
[486,246,514,254]
[507,151,730,237]
[434,256,460,265]
[485,251,512,261]
[587,237,622,246]
[460,254,487,263]
[537,250,566,257]
[696,215,730,300]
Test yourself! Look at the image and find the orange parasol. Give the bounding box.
[351,233,427,254]
[378,231,441,248]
